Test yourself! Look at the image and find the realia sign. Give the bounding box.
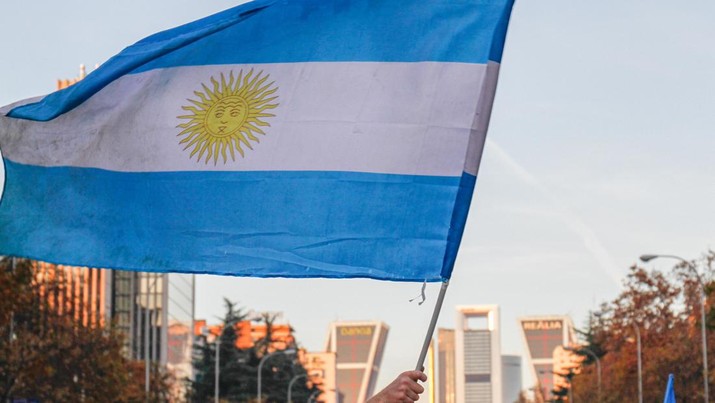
[522,320,563,330]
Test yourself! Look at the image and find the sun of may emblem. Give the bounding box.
[177,69,279,164]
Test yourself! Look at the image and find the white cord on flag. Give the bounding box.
[409,280,427,305]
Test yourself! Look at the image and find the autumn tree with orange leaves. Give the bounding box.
[568,251,715,402]
[0,257,177,402]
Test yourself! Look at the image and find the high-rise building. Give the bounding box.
[455,305,502,403]
[32,260,195,388]
[427,339,436,403]
[165,273,195,383]
[501,355,522,403]
[437,328,457,403]
[33,261,110,328]
[111,271,195,383]
[518,316,576,400]
[326,321,389,403]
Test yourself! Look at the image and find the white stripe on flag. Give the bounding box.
[1,62,496,177]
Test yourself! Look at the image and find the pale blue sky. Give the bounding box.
[1,0,714,392]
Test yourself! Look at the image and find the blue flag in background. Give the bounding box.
[0,0,515,281]
[663,374,676,403]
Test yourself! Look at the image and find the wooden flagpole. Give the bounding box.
[415,280,450,371]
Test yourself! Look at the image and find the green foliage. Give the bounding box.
[191,300,318,402]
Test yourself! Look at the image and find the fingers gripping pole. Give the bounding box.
[415,280,450,371]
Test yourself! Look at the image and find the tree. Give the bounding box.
[0,257,129,401]
[570,250,715,402]
[123,360,180,402]
[0,257,177,402]
[191,299,318,402]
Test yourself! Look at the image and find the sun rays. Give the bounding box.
[177,69,279,164]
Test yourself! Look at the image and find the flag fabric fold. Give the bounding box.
[0,0,515,281]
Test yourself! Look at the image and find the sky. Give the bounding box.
[1,0,714,393]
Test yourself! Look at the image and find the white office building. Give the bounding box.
[501,355,522,403]
[455,305,501,403]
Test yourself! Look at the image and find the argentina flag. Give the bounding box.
[0,0,515,281]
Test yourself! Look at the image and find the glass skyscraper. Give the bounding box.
[111,271,195,383]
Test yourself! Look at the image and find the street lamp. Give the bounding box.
[214,319,240,403]
[565,346,601,402]
[287,373,307,403]
[631,324,643,403]
[257,348,297,402]
[641,254,709,402]
[142,274,161,403]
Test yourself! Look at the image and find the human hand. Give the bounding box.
[366,370,427,403]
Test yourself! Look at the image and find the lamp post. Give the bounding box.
[287,373,307,403]
[143,274,161,403]
[9,257,15,343]
[257,348,296,402]
[214,319,240,403]
[632,324,643,403]
[641,254,709,402]
[565,346,601,402]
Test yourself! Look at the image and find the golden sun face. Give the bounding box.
[177,69,279,164]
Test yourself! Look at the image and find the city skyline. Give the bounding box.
[1,0,714,393]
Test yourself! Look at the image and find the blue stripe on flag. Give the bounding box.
[442,173,478,278]
[0,160,475,281]
[7,0,514,122]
